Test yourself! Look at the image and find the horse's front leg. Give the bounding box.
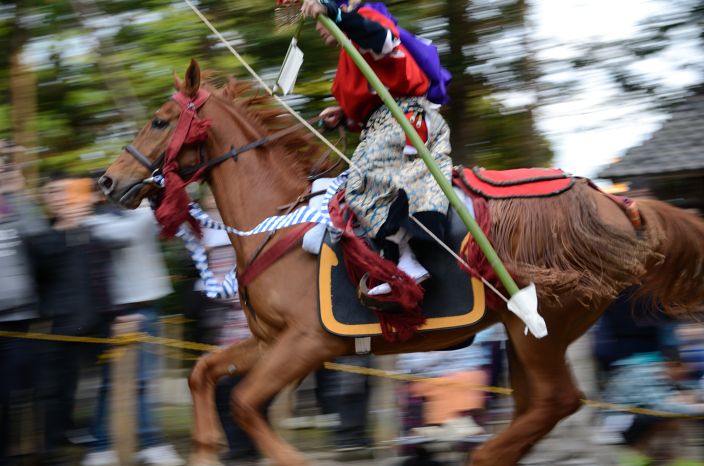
[230,326,347,466]
[189,337,261,466]
[469,313,584,466]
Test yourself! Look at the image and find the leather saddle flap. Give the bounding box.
[317,206,486,337]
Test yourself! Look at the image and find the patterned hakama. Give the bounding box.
[345,97,453,238]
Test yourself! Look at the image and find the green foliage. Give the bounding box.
[1,0,557,175]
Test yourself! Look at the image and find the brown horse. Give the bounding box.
[100,60,704,466]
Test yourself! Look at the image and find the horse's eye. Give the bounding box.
[151,118,169,129]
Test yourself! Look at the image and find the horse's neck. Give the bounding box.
[206,118,309,267]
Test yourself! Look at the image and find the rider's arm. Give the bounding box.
[319,0,396,55]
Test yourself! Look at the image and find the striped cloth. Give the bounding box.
[177,172,348,299]
[177,226,239,299]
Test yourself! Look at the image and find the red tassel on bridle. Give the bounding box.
[184,118,211,145]
[153,89,211,238]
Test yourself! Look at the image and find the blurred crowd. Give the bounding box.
[1,143,184,466]
[1,141,704,466]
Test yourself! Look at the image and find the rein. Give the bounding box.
[126,89,348,299]
[124,103,328,185]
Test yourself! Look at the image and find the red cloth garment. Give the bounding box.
[332,6,429,126]
[402,110,428,155]
[454,166,574,200]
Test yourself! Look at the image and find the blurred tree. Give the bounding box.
[0,0,556,175]
[8,2,39,186]
[442,0,553,168]
[558,0,704,112]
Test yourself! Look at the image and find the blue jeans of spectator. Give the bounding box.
[90,307,164,452]
[330,355,372,449]
[0,321,40,463]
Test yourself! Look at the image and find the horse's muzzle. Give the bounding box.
[117,181,151,209]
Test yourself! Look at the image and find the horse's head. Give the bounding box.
[99,59,207,208]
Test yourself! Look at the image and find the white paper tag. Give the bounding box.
[276,38,304,95]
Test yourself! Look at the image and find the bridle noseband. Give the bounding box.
[123,144,166,186]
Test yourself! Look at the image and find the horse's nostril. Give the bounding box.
[98,175,114,194]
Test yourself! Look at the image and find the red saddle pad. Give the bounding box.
[453,166,575,199]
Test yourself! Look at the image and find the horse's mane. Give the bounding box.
[203,75,332,177]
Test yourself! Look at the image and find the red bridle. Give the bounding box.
[152,89,212,237]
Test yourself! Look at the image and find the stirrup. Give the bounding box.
[357,273,405,312]
[366,272,429,296]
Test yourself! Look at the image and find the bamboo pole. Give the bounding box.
[317,16,520,297]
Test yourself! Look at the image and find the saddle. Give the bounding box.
[313,166,584,341]
[316,188,486,340]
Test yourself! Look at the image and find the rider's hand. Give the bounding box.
[301,0,327,19]
[320,106,344,129]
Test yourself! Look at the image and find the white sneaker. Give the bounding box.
[82,450,120,466]
[442,416,485,440]
[410,425,445,439]
[279,415,315,430]
[313,413,340,428]
[135,444,185,466]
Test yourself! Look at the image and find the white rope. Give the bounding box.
[182,0,355,171]
[409,214,509,304]
[177,226,239,299]
[180,0,503,301]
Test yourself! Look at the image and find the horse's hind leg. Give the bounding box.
[469,306,596,466]
[189,337,261,466]
[230,327,347,466]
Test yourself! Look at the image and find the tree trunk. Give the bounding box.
[445,0,486,167]
[9,13,38,189]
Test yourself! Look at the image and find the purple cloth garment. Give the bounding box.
[338,1,452,104]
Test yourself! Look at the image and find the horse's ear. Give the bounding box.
[182,59,201,98]
[173,70,184,92]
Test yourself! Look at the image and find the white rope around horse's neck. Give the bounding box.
[181,0,508,304]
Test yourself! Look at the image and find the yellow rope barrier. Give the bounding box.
[2,329,702,420]
[0,329,122,345]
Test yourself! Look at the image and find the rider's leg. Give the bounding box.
[368,227,429,296]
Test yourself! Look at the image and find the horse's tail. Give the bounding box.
[636,198,704,315]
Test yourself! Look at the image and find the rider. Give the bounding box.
[301,0,453,295]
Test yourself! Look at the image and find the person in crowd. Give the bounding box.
[80,189,183,466]
[329,354,374,454]
[592,286,678,445]
[300,0,452,295]
[396,327,497,441]
[0,145,46,465]
[24,173,114,465]
[602,349,704,466]
[280,355,374,457]
[593,287,677,386]
[594,287,704,465]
